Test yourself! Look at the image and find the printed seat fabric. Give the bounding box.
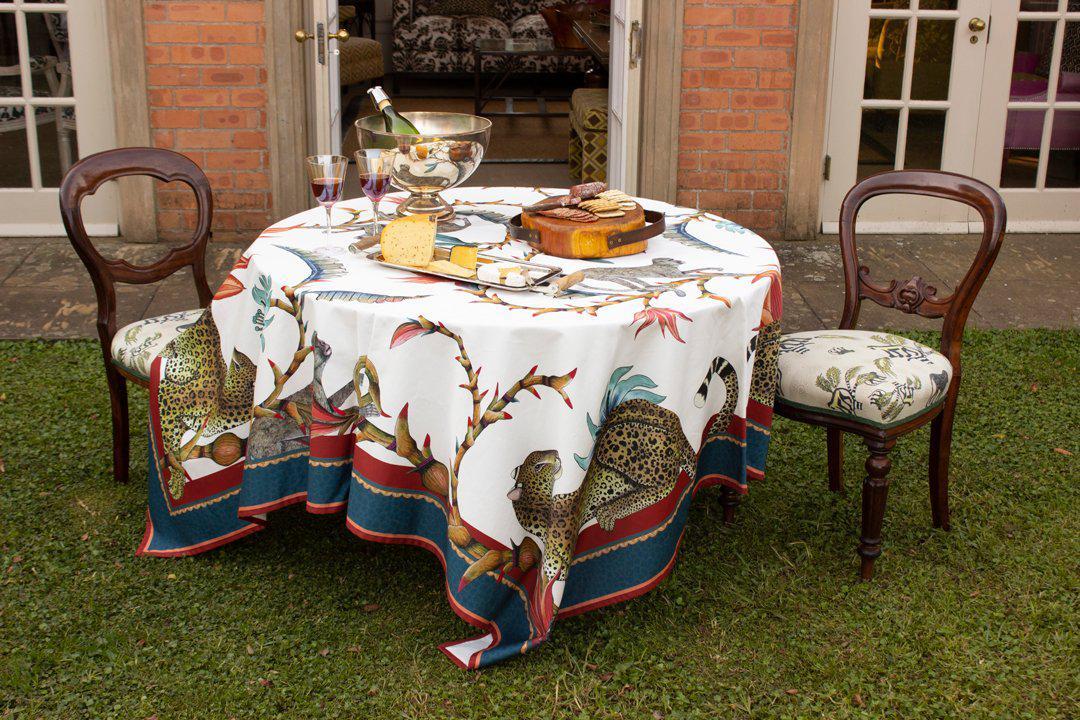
[110,310,204,383]
[393,0,593,73]
[339,37,385,86]
[776,330,953,429]
[569,88,608,183]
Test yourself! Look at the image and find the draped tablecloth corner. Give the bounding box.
[138,187,782,669]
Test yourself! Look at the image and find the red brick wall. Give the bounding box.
[678,0,797,239]
[144,1,271,241]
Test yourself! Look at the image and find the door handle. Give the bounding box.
[296,28,348,42]
[628,20,642,69]
[968,17,986,32]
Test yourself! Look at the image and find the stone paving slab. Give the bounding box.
[0,238,242,340]
[0,233,1075,340]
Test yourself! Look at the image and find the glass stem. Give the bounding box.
[325,204,333,237]
[371,199,379,238]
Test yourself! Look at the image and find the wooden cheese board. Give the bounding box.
[508,206,667,259]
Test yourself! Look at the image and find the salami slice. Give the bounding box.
[523,195,582,213]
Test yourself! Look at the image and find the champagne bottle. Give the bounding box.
[367,86,420,135]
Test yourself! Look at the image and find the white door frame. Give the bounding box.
[0,0,117,236]
[305,0,344,156]
[820,0,991,234]
[971,0,1080,232]
[608,0,643,192]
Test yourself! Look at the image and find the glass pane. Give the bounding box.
[1001,110,1045,187]
[919,1,958,9]
[1069,1,1080,12]
[0,106,31,187]
[871,1,909,8]
[1019,1,1059,10]
[911,19,955,100]
[27,12,70,97]
[865,19,907,100]
[905,110,946,169]
[37,104,76,187]
[1057,22,1080,86]
[858,109,900,180]
[0,12,20,95]
[1011,22,1056,101]
[1046,110,1080,187]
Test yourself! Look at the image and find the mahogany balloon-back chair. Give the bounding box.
[773,170,1006,579]
[59,147,214,484]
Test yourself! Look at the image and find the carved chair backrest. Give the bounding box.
[837,170,1006,369]
[59,147,214,362]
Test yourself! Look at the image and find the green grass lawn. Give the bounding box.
[0,330,1076,719]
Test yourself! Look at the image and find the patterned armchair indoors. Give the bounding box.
[392,0,592,74]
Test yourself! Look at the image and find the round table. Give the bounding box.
[141,186,783,669]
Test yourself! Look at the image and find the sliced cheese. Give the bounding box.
[380,214,436,267]
[448,244,479,271]
[425,259,474,278]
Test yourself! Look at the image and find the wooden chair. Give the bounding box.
[59,148,214,484]
[773,170,1006,580]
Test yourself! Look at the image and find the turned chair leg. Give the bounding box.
[827,428,844,492]
[105,365,130,484]
[858,437,896,580]
[718,486,739,525]
[928,391,958,530]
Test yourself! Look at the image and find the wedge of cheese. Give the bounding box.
[425,259,474,278]
[380,214,436,267]
[448,244,479,272]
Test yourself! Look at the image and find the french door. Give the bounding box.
[822,0,992,232]
[972,0,1080,230]
[0,0,116,235]
[822,0,1080,233]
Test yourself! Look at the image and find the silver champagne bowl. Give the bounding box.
[355,112,492,221]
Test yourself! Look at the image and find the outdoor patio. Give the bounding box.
[0,232,1076,339]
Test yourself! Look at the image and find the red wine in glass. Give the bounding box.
[310,176,344,206]
[305,154,348,237]
[359,172,391,202]
[354,150,392,241]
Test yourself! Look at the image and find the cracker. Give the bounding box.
[598,189,632,202]
[579,199,622,213]
[538,207,599,223]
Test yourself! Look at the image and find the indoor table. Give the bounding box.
[140,187,783,669]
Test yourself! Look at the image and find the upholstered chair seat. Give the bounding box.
[776,330,953,429]
[110,309,204,383]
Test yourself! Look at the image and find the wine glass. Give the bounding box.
[353,148,393,241]
[305,154,348,237]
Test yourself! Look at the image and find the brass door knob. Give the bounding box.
[329,28,350,42]
[294,29,313,43]
[969,17,986,32]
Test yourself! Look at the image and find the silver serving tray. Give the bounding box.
[365,245,562,292]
